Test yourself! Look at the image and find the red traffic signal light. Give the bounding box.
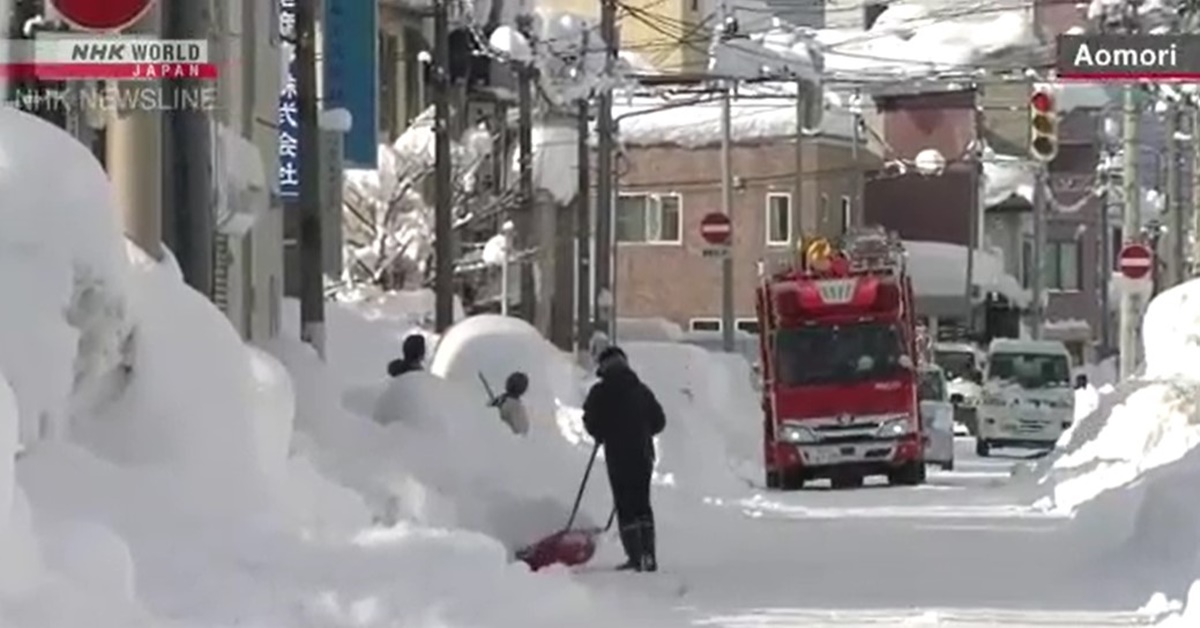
[1031,91,1053,113]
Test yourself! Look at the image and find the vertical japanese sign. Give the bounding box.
[323,0,377,167]
[278,0,300,199]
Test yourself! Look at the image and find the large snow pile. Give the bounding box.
[0,108,132,449]
[1027,278,1200,515]
[0,110,667,627]
[620,342,762,494]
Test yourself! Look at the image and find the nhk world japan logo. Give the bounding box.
[0,37,216,80]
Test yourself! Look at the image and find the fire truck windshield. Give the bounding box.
[774,322,907,386]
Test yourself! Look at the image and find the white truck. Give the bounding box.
[975,339,1074,457]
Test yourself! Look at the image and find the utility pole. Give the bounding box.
[1030,164,1046,339]
[1166,101,1184,287]
[163,0,214,296]
[720,81,735,351]
[296,0,325,356]
[850,90,863,228]
[965,100,984,335]
[1098,145,1112,355]
[1119,84,1140,378]
[1192,100,1200,277]
[516,13,536,324]
[594,0,616,337]
[575,55,591,354]
[792,78,804,242]
[433,0,454,331]
[107,2,163,260]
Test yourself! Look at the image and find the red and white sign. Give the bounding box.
[49,0,155,32]
[1118,243,1153,280]
[0,38,217,80]
[699,211,732,246]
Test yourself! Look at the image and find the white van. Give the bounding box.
[975,339,1074,457]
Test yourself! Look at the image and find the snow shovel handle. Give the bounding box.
[563,441,600,532]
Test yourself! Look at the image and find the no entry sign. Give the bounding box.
[49,0,154,31]
[1118,243,1153,280]
[700,211,732,246]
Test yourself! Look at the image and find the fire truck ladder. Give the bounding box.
[841,225,905,274]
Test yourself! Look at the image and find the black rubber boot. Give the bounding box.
[616,524,642,570]
[638,520,657,572]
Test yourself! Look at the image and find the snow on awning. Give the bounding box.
[983,154,1036,208]
[905,240,1030,307]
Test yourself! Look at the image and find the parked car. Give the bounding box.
[918,364,955,471]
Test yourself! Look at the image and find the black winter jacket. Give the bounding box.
[582,365,665,469]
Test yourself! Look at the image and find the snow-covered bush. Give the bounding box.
[341,108,495,291]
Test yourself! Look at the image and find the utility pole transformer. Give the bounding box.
[296,0,325,357]
[594,0,616,338]
[433,0,454,331]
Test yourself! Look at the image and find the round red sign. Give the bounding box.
[699,211,732,246]
[49,0,155,31]
[1118,243,1153,280]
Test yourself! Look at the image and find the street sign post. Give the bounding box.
[700,211,732,257]
[49,0,155,31]
[1118,242,1153,281]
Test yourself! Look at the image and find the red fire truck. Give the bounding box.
[755,226,924,490]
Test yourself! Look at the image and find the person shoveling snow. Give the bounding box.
[583,346,666,572]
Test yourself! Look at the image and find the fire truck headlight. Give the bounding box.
[779,423,818,443]
[875,417,913,438]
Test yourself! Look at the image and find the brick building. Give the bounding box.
[610,92,879,332]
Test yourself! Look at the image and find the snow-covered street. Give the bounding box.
[569,437,1162,626]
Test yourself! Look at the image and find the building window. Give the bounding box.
[765,192,790,245]
[840,195,851,232]
[690,0,699,10]
[1045,240,1082,291]
[616,192,682,243]
[736,319,760,334]
[689,318,720,332]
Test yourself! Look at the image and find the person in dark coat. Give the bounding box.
[582,346,666,572]
[387,334,426,377]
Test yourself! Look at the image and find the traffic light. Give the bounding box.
[1029,88,1057,162]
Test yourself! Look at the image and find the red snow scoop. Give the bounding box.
[516,442,616,571]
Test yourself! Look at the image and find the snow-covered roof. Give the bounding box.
[710,19,822,84]
[905,240,1030,306]
[810,1,1038,82]
[613,87,856,148]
